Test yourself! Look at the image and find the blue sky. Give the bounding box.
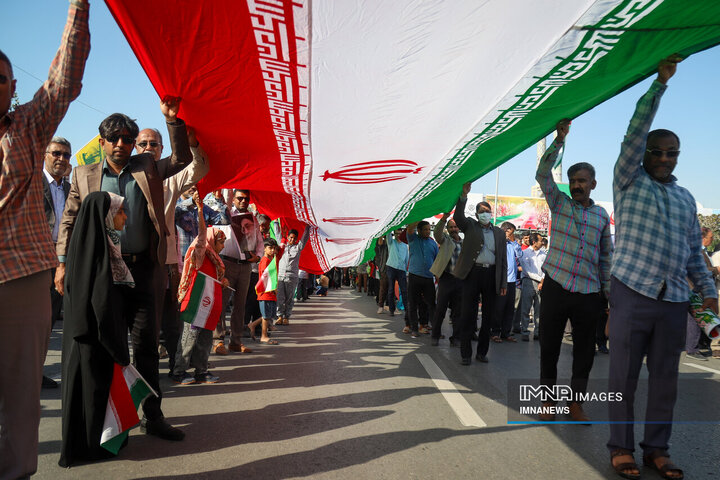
[4,1,720,208]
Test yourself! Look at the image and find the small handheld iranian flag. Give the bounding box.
[179,271,223,330]
[100,363,156,454]
[256,256,278,296]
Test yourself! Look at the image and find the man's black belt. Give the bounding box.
[122,252,149,264]
[220,254,249,264]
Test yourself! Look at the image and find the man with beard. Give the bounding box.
[535,119,612,422]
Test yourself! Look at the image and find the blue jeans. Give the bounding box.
[385,266,408,318]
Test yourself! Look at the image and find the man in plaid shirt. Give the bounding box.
[535,120,612,423]
[0,1,90,477]
[607,57,717,480]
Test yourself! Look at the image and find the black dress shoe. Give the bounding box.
[141,416,185,441]
[597,345,609,354]
[475,354,488,363]
[42,375,58,388]
[430,338,439,346]
[460,358,471,366]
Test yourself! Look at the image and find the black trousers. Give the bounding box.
[159,264,181,372]
[492,282,516,338]
[539,276,603,400]
[245,271,261,324]
[50,266,63,328]
[431,271,462,340]
[459,265,496,360]
[123,256,164,420]
[407,274,435,332]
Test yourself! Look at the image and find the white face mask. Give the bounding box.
[476,212,492,225]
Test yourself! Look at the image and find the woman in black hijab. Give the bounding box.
[59,191,132,467]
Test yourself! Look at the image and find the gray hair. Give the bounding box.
[567,162,595,180]
[48,136,71,151]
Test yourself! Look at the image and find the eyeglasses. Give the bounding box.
[137,141,160,148]
[235,196,249,202]
[47,150,71,160]
[646,149,680,158]
[104,134,135,145]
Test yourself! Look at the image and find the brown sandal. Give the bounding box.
[610,449,640,480]
[491,336,502,343]
[643,450,683,480]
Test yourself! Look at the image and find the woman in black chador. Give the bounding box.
[59,191,133,467]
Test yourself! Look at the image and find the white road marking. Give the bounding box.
[416,353,486,427]
[682,362,720,375]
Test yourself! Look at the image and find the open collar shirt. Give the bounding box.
[612,80,716,302]
[43,168,68,242]
[536,140,613,298]
[0,2,89,284]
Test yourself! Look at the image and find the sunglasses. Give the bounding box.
[235,196,249,202]
[48,150,71,160]
[104,134,135,145]
[137,141,160,148]
[646,149,680,158]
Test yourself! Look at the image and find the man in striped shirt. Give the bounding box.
[535,119,612,423]
[607,57,717,479]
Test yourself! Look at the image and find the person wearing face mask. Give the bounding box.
[452,184,507,365]
[535,119,612,424]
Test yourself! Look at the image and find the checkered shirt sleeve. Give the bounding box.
[0,2,90,284]
[611,80,716,301]
[536,140,612,297]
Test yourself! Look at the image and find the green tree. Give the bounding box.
[9,91,20,112]
[698,214,720,252]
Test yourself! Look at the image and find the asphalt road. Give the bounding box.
[37,287,720,479]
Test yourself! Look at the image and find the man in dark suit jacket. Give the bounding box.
[55,97,192,441]
[453,182,507,365]
[41,136,72,388]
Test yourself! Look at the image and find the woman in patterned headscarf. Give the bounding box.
[60,191,132,467]
[172,191,229,385]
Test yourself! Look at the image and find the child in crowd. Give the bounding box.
[248,238,280,344]
[172,192,229,385]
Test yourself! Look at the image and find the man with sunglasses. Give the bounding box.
[41,136,73,389]
[55,97,192,443]
[607,57,717,480]
[135,126,209,374]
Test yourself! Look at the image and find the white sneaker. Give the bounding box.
[377,307,384,314]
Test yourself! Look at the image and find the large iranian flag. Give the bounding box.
[106,0,720,272]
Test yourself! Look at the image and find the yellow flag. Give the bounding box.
[75,134,104,166]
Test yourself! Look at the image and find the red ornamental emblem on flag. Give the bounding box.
[324,238,363,245]
[322,217,379,225]
[321,160,424,184]
[201,296,212,307]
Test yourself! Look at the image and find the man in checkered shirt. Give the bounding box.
[0,2,90,477]
[535,119,612,423]
[607,57,718,479]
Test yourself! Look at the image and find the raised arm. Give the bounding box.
[27,0,90,149]
[536,119,569,210]
[155,97,192,179]
[453,183,472,232]
[190,191,208,269]
[298,224,311,251]
[434,213,449,244]
[167,127,210,194]
[614,56,678,191]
